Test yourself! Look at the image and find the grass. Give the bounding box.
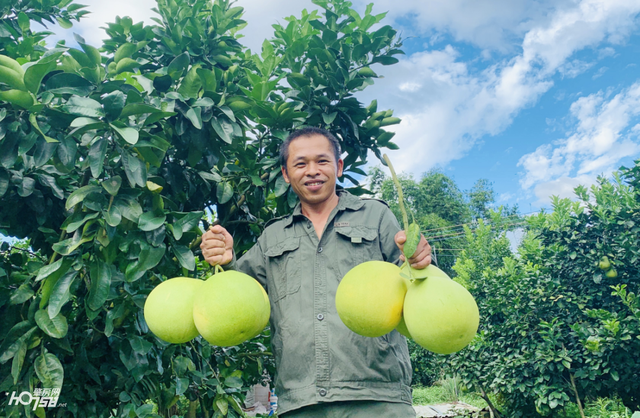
[412,384,488,409]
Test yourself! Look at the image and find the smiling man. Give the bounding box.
[200,127,431,417]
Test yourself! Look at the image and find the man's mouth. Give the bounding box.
[305,181,324,186]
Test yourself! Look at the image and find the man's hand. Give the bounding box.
[395,231,432,269]
[200,225,234,266]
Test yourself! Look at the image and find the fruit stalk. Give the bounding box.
[382,154,409,231]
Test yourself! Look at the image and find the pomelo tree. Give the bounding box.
[448,162,640,417]
[0,0,403,416]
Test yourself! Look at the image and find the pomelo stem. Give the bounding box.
[214,264,224,275]
[382,154,409,231]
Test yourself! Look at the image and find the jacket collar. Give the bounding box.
[283,190,364,227]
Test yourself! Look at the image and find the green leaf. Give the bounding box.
[177,65,202,99]
[18,12,30,32]
[47,270,77,318]
[0,169,9,197]
[168,52,190,80]
[185,107,202,129]
[10,283,34,305]
[105,204,122,227]
[62,96,105,118]
[0,325,37,364]
[66,185,102,210]
[88,137,108,178]
[173,245,195,271]
[44,73,94,95]
[224,376,243,388]
[176,376,189,395]
[29,114,56,143]
[11,339,26,384]
[120,103,167,118]
[24,52,63,94]
[102,176,122,196]
[103,90,126,120]
[111,124,139,145]
[122,152,147,187]
[211,117,234,143]
[35,310,68,338]
[322,112,337,124]
[34,353,64,389]
[17,176,36,197]
[88,260,112,310]
[403,222,421,259]
[216,398,229,415]
[115,195,142,222]
[114,42,138,63]
[173,211,204,235]
[216,181,233,204]
[137,245,166,271]
[372,56,399,66]
[57,17,73,29]
[35,257,71,283]
[274,175,289,197]
[138,212,166,231]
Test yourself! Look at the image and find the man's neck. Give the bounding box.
[301,192,340,239]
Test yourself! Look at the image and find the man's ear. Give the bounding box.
[337,158,344,178]
[281,165,290,184]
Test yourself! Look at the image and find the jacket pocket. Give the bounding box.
[334,225,381,276]
[264,237,301,302]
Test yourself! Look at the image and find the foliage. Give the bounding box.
[0,0,404,416]
[411,384,488,409]
[447,162,640,417]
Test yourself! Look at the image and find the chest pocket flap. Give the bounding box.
[264,237,300,302]
[334,225,378,243]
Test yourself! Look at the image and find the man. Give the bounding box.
[201,127,431,417]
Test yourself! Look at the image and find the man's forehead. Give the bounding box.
[288,134,333,155]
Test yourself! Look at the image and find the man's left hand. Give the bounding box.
[395,231,432,269]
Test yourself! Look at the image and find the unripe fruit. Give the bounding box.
[598,256,611,270]
[144,277,204,344]
[192,271,270,347]
[336,261,407,337]
[605,268,618,278]
[403,265,479,354]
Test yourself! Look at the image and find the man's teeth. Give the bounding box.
[307,182,322,186]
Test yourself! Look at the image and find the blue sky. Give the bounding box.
[46,0,640,213]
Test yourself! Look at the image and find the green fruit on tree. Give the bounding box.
[403,265,479,354]
[144,277,204,344]
[598,256,611,270]
[335,260,407,338]
[605,268,618,278]
[192,270,270,347]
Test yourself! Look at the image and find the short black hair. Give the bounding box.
[279,127,341,170]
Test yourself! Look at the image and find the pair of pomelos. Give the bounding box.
[144,271,270,346]
[335,261,479,354]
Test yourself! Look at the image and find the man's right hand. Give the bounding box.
[200,225,234,266]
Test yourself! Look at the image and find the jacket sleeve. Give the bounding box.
[226,239,268,289]
[378,205,404,267]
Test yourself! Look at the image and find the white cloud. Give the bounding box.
[359,0,640,177]
[518,82,640,205]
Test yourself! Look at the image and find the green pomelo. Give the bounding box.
[404,265,479,354]
[336,260,406,338]
[395,315,412,339]
[192,271,270,347]
[144,277,203,344]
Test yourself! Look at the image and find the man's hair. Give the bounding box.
[279,127,341,170]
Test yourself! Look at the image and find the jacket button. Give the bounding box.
[319,389,327,397]
[317,314,324,321]
[318,247,323,253]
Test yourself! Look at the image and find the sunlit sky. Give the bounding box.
[45,0,640,213]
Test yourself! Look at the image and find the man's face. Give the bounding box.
[281,134,344,207]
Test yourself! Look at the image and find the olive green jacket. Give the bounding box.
[232,190,412,414]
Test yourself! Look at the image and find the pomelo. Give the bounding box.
[403,265,479,354]
[192,270,270,347]
[395,315,412,339]
[144,277,203,344]
[336,260,406,338]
